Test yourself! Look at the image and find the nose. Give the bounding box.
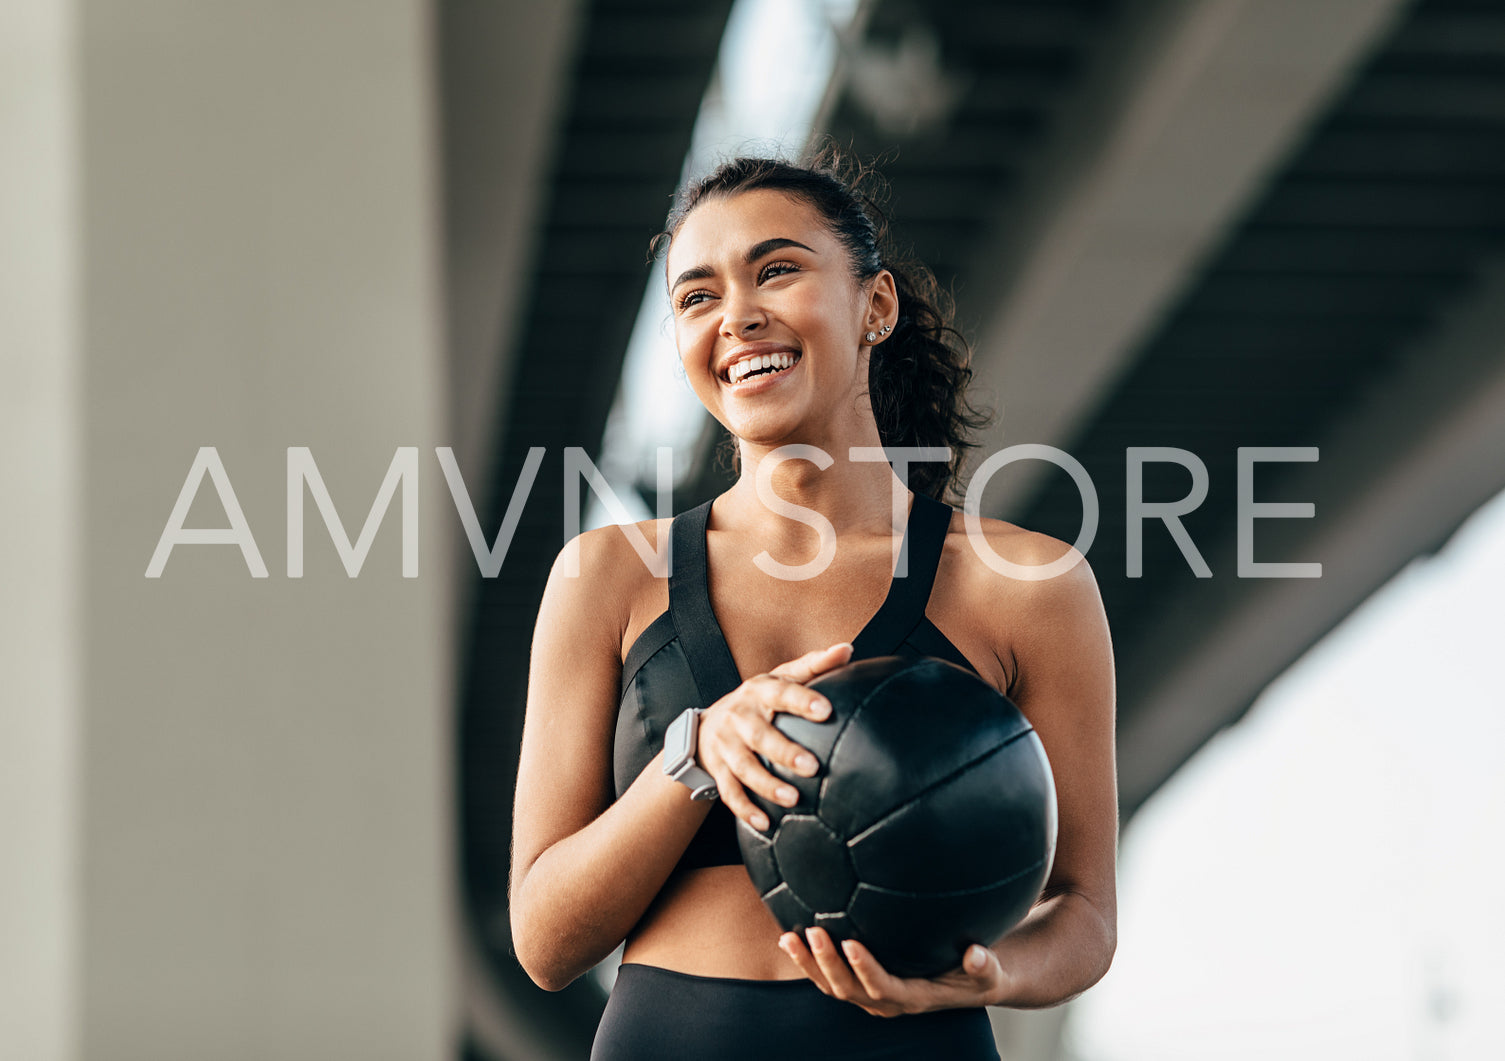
[720,285,766,339]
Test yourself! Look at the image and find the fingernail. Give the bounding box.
[776,785,798,805]
[841,939,857,959]
[795,753,818,774]
[752,813,769,831]
[810,701,830,720]
[806,928,821,950]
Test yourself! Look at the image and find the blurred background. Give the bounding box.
[5,0,1504,1058]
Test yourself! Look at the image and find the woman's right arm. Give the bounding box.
[509,527,848,990]
[509,527,708,991]
[502,529,836,993]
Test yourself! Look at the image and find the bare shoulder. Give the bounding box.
[546,518,672,653]
[556,517,671,582]
[945,512,1104,620]
[526,517,673,734]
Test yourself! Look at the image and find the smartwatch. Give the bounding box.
[663,707,719,801]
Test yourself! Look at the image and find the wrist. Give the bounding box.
[662,707,718,801]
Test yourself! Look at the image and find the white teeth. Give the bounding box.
[727,352,797,383]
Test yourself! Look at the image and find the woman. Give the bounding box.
[510,150,1118,1060]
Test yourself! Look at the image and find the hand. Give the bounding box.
[778,927,1009,1018]
[696,642,853,831]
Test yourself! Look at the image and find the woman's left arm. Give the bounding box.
[781,541,1118,1015]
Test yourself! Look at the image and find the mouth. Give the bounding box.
[722,349,801,386]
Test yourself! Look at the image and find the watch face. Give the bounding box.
[664,710,693,766]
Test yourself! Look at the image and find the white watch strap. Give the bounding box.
[664,708,719,801]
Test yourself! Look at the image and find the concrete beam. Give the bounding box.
[964,0,1410,516]
[967,5,1411,1058]
[1116,258,1505,815]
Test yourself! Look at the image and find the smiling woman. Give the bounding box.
[656,152,985,500]
[508,148,1120,1061]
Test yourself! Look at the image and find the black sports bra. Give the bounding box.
[613,492,981,874]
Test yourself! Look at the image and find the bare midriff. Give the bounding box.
[621,864,806,980]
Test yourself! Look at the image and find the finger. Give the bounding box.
[733,703,821,779]
[778,932,833,995]
[698,705,791,821]
[806,928,867,1003]
[768,642,853,684]
[709,726,804,811]
[764,674,836,724]
[960,944,1007,1000]
[706,769,769,832]
[964,944,994,979]
[839,938,906,1004]
[746,673,832,725]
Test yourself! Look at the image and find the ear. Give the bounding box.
[865,269,899,335]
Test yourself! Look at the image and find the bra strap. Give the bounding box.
[669,500,744,706]
[849,493,954,658]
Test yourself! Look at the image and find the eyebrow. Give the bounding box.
[670,237,816,293]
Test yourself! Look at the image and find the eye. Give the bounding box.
[675,288,713,311]
[760,260,799,282]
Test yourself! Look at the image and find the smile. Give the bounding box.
[725,351,800,384]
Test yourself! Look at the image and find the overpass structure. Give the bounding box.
[453,1,1505,1056]
[10,1,1504,1059]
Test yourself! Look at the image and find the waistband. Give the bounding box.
[616,962,818,989]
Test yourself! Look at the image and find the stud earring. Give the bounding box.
[865,331,877,343]
[879,324,892,336]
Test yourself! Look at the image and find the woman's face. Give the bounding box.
[665,188,891,450]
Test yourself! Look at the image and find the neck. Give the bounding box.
[724,433,912,548]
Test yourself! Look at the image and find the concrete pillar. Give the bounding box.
[2,1,82,1058]
[4,2,456,1058]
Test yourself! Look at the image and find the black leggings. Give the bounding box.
[591,964,1002,1061]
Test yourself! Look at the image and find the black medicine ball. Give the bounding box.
[737,655,1057,979]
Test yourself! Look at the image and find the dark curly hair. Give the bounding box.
[651,144,991,503]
